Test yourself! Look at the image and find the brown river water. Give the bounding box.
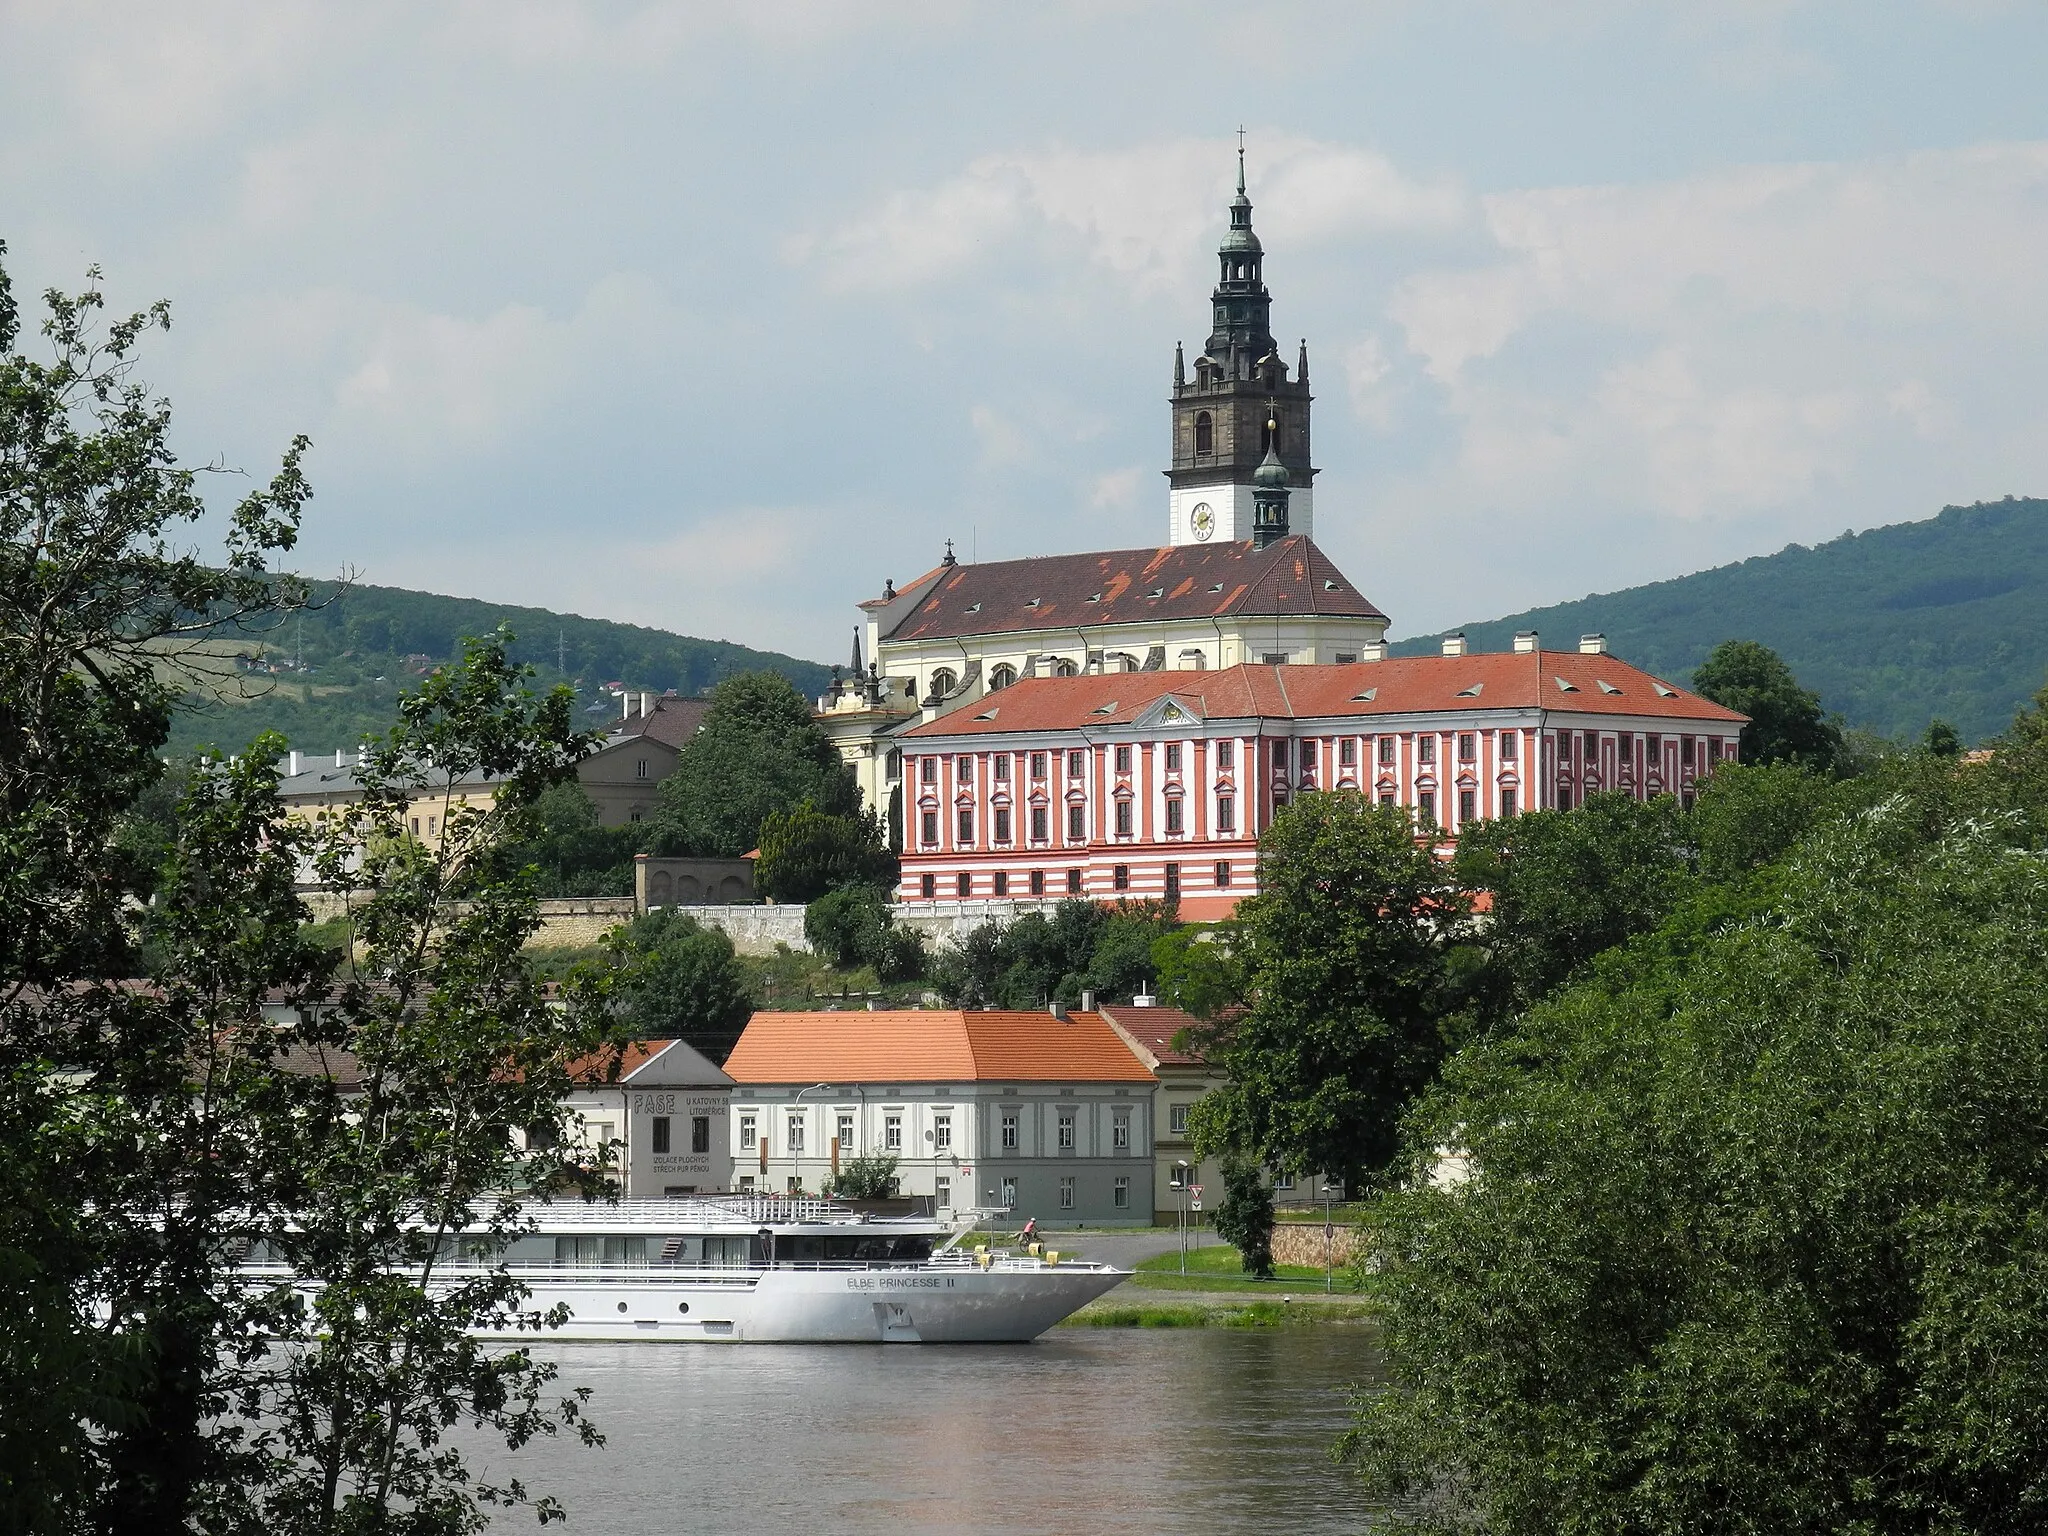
[476,1326,1389,1533]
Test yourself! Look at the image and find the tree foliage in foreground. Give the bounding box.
[1187,795,1469,1191]
[0,250,626,1532]
[1346,712,2048,1533]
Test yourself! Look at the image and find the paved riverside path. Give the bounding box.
[1057,1228,1206,1272]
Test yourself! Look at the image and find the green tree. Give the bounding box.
[1345,769,2048,1534]
[803,885,926,983]
[485,779,635,895]
[825,1153,900,1200]
[1689,760,1837,883]
[1210,1154,1276,1281]
[1923,717,1963,757]
[1453,791,1695,1023]
[240,632,626,1530]
[1150,924,1244,1020]
[612,908,754,1063]
[648,672,860,857]
[1189,793,1467,1190]
[754,799,896,903]
[0,251,311,1524]
[926,899,1179,1009]
[1692,638,1844,771]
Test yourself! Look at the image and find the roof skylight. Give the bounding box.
[1457,683,1483,697]
[1351,688,1377,702]
[1597,680,1622,695]
[1554,677,1580,692]
[1653,682,1678,697]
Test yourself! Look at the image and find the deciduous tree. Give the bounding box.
[647,673,860,857]
[1692,638,1843,771]
[1189,794,1467,1189]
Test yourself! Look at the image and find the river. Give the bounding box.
[476,1326,1387,1532]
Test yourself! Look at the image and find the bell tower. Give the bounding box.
[1166,141,1316,546]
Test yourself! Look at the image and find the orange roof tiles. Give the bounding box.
[723,1010,1155,1085]
[906,653,1744,737]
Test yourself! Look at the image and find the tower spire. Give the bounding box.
[1236,126,1246,196]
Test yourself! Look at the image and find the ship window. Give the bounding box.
[603,1236,648,1266]
[651,1116,671,1155]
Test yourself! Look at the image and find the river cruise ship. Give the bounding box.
[252,1196,1127,1343]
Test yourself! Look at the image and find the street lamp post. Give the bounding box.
[793,1082,831,1198]
[1175,1161,1192,1275]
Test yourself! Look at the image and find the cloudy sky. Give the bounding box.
[5,1,2046,662]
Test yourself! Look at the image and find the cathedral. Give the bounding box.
[820,152,1391,831]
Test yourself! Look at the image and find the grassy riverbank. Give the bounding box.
[1062,1293,1374,1328]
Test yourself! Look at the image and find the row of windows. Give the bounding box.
[921,795,1240,847]
[740,1107,1132,1153]
[922,731,1726,790]
[918,741,1243,787]
[917,862,1233,900]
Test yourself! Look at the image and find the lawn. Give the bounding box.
[1131,1242,1337,1292]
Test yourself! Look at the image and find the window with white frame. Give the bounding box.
[1001,1176,1018,1207]
[836,1113,854,1152]
[1059,1177,1075,1210]
[739,1113,757,1150]
[1001,1111,1018,1150]
[785,1114,805,1154]
[1169,1103,1190,1135]
[1113,1176,1130,1209]
[884,1113,902,1151]
[933,1113,952,1152]
[935,1176,951,1209]
[1112,1110,1130,1150]
[1057,1111,1076,1150]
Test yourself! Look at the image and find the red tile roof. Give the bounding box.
[906,653,1745,736]
[874,537,1386,643]
[723,1010,1155,1084]
[1098,1005,1212,1068]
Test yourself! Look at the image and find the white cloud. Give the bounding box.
[794,133,1466,296]
[327,272,670,457]
[1088,466,1143,511]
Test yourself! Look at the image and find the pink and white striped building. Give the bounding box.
[896,637,1746,920]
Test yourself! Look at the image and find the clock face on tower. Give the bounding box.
[1190,503,1215,542]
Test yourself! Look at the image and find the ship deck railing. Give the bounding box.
[238,1256,1117,1281]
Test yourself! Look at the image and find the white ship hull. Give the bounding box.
[481,1260,1128,1343]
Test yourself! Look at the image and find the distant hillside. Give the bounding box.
[1393,498,2048,743]
[166,579,832,759]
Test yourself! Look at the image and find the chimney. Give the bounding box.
[1441,633,1468,657]
[1513,631,1539,654]
[1079,990,1096,1013]
[288,750,300,777]
[1579,634,1608,656]
[1131,988,1158,1009]
[1050,1001,1069,1021]
[1360,641,1388,662]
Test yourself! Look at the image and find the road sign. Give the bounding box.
[1191,1185,1202,1197]
[1190,1201,1203,1212]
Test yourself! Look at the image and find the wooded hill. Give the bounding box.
[1393,497,2048,743]
[166,579,832,759]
